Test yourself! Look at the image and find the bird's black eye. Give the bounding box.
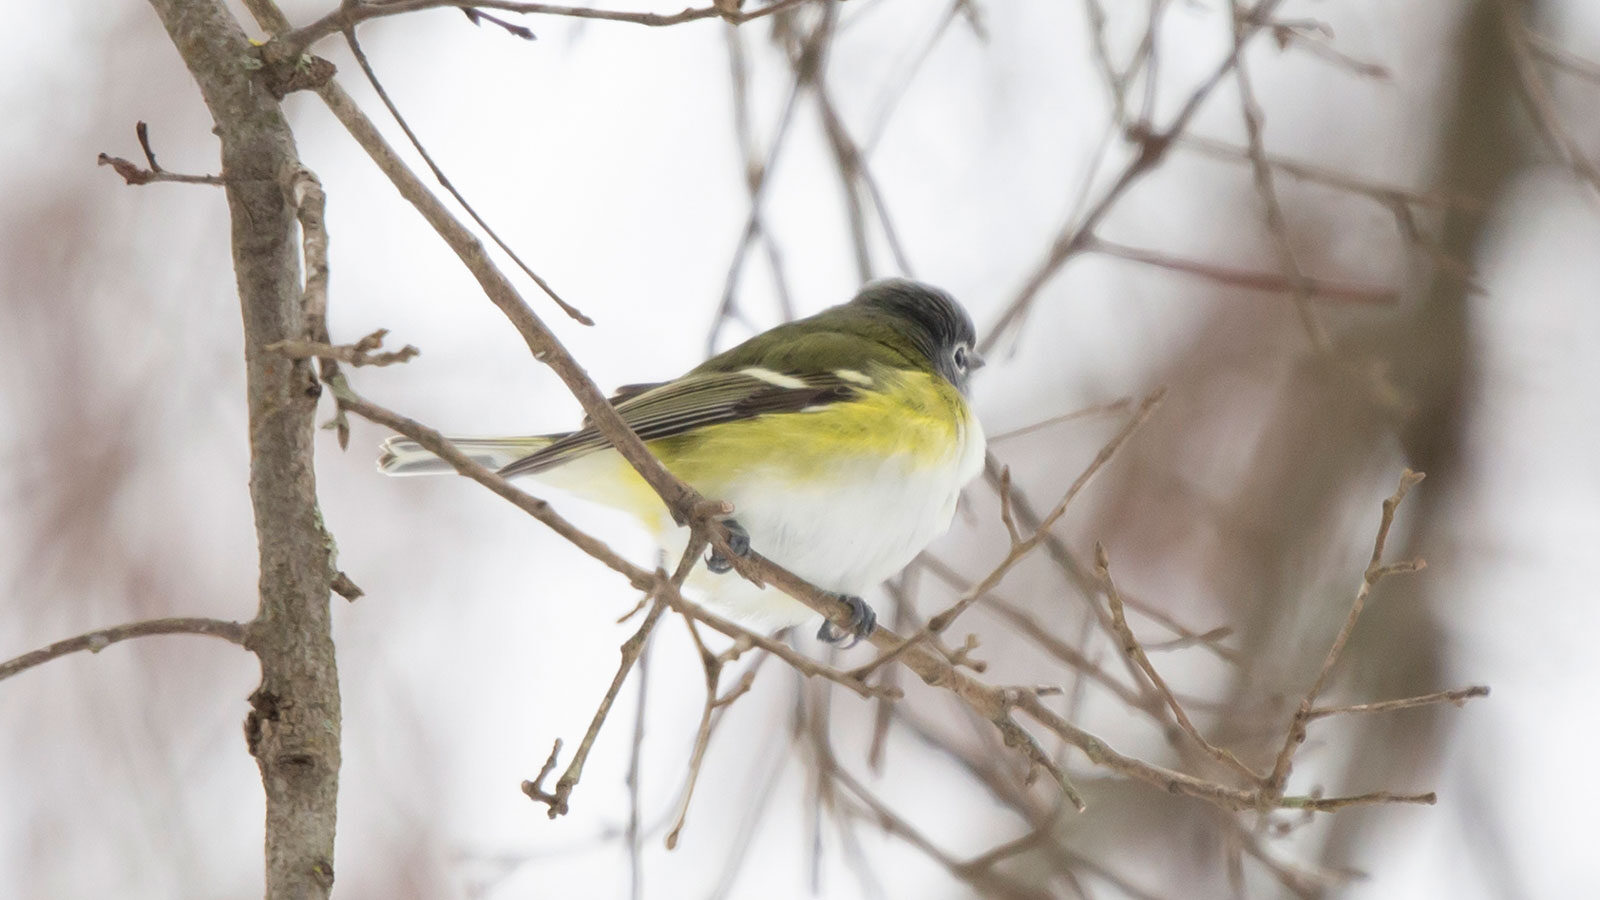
[953,345,970,371]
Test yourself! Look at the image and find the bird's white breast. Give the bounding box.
[670,408,986,629]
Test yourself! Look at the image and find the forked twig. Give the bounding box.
[1094,543,1261,782]
[1264,470,1427,798]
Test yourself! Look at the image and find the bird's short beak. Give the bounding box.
[968,350,986,372]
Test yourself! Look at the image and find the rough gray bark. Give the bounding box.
[145,0,341,896]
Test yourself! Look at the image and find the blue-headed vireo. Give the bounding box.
[378,279,986,644]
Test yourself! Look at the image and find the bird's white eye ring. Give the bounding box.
[953,345,970,371]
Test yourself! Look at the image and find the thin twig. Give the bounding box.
[243,0,718,528]
[1527,29,1600,84]
[816,76,914,278]
[1094,543,1261,782]
[1089,237,1396,306]
[524,537,705,817]
[624,606,653,900]
[708,20,813,351]
[1216,811,1345,897]
[523,597,671,817]
[459,6,538,39]
[867,574,913,772]
[268,329,420,368]
[97,121,226,186]
[1177,133,1472,212]
[282,166,354,447]
[720,24,796,330]
[926,388,1165,635]
[1082,0,1129,123]
[1268,17,1390,79]
[1015,691,1258,810]
[668,597,896,701]
[1264,469,1426,798]
[521,740,565,807]
[0,617,250,683]
[982,0,1285,353]
[850,389,1165,683]
[1307,685,1489,720]
[1499,0,1600,201]
[278,0,821,56]
[97,152,225,186]
[1229,0,1331,354]
[1279,790,1437,812]
[339,26,594,326]
[861,0,974,154]
[1178,131,1478,287]
[996,465,1022,547]
[706,725,792,900]
[664,623,766,848]
[986,397,1133,445]
[832,763,1054,900]
[981,457,1243,665]
[917,557,1147,709]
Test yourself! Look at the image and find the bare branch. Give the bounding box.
[987,397,1134,445]
[97,121,225,185]
[983,0,1285,352]
[978,457,1242,667]
[520,740,565,808]
[1307,685,1490,720]
[337,25,593,326]
[97,152,225,186]
[1268,16,1391,79]
[342,391,1465,825]
[1089,237,1396,306]
[995,465,1023,547]
[1177,133,1475,211]
[275,0,820,58]
[1094,544,1261,782]
[268,329,421,368]
[0,617,249,683]
[1265,470,1427,798]
[524,598,672,817]
[1527,29,1600,84]
[1014,690,1258,810]
[245,0,715,526]
[1499,0,1600,201]
[1229,0,1331,354]
[1280,790,1437,812]
[924,388,1165,637]
[832,763,1055,900]
[665,619,767,849]
[523,533,706,818]
[624,596,653,900]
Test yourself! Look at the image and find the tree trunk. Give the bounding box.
[146,1,342,896]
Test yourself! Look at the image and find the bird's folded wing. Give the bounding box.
[498,368,865,477]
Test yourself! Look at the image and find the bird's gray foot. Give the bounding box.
[705,518,750,574]
[816,595,876,648]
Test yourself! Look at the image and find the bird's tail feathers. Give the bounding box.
[377,435,554,476]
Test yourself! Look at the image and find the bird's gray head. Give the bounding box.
[850,279,983,391]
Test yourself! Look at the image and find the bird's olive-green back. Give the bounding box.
[692,304,930,376]
[496,283,971,478]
